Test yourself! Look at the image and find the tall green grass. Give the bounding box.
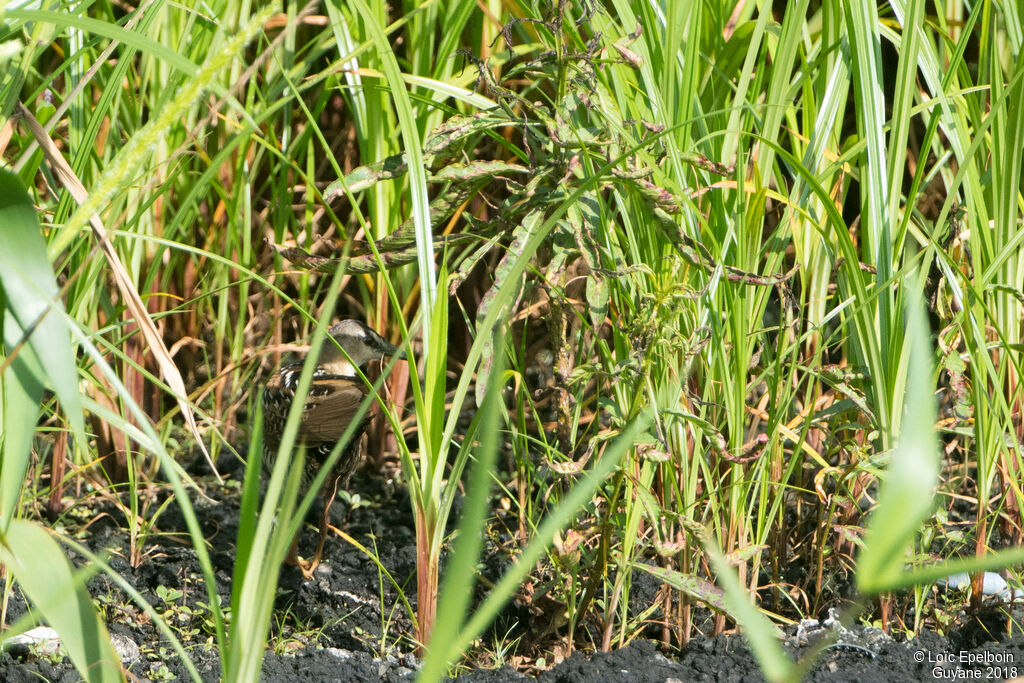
[1,0,1023,680]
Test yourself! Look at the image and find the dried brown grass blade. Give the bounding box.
[15,101,222,484]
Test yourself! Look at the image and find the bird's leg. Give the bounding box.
[302,474,342,579]
[286,533,301,567]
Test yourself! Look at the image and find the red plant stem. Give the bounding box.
[415,512,439,656]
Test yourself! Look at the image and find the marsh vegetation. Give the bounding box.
[1,1,1024,680]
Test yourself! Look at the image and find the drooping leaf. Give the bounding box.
[475,210,543,406]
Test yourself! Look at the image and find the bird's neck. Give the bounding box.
[317,358,359,377]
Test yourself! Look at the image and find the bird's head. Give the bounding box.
[317,319,406,376]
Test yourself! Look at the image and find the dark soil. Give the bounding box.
[2,453,1023,682]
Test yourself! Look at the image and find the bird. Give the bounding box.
[262,319,405,577]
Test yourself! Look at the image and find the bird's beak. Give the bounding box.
[382,341,406,361]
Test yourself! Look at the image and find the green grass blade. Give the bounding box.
[0,168,83,528]
[58,5,274,246]
[420,331,505,680]
[0,520,122,683]
[343,0,437,341]
[704,541,794,683]
[434,416,650,672]
[857,291,939,594]
[0,347,40,532]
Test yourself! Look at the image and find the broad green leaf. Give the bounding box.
[0,168,83,528]
[0,338,41,531]
[0,520,122,682]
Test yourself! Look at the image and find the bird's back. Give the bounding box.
[262,363,372,488]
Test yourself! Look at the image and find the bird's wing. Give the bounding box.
[299,376,370,443]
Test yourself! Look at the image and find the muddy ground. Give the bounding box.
[2,452,1023,682]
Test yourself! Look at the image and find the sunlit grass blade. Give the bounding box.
[68,320,227,674]
[15,102,223,481]
[857,291,938,593]
[420,330,506,679]
[345,0,436,334]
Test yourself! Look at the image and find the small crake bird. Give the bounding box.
[262,319,405,577]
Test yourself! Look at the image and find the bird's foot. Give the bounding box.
[297,556,320,580]
[285,548,321,580]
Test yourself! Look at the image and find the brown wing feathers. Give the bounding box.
[263,365,373,450]
[296,375,369,444]
[262,321,402,492]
